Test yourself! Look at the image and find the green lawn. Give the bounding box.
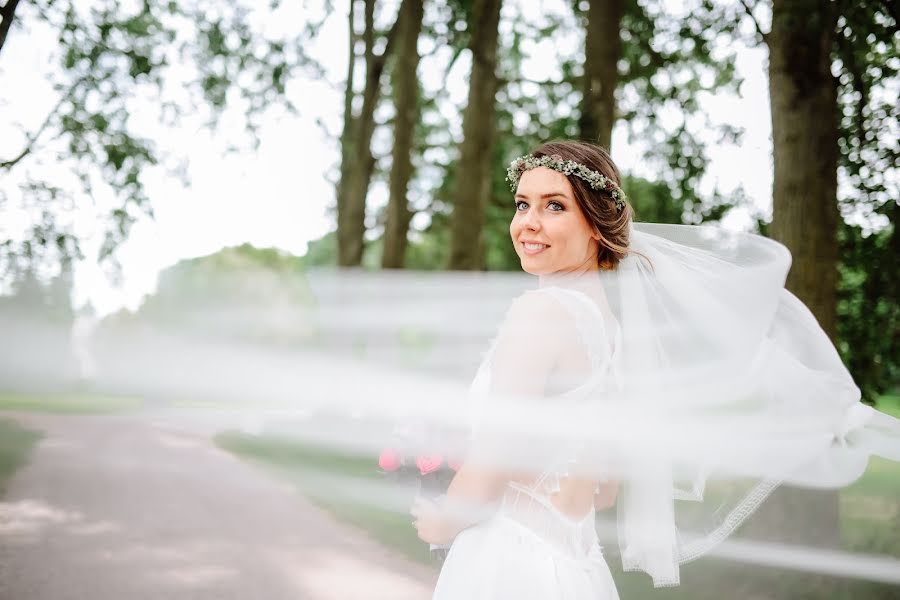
[0,418,42,496]
[876,393,900,418]
[0,391,143,414]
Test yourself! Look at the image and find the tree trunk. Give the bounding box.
[578,0,623,148]
[0,0,20,56]
[382,0,424,269]
[750,0,841,552]
[335,1,358,265]
[336,0,403,267]
[447,0,504,271]
[769,0,839,335]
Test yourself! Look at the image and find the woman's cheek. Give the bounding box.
[509,218,523,244]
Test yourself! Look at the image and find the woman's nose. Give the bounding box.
[521,208,541,231]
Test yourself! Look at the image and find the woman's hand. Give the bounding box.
[410,460,505,545]
[410,495,456,546]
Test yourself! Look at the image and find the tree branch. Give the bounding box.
[0,76,87,170]
[0,0,20,57]
[497,74,571,87]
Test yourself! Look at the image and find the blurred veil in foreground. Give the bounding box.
[1,222,899,591]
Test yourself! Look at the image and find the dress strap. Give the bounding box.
[535,286,614,374]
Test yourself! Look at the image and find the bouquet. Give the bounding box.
[377,428,464,563]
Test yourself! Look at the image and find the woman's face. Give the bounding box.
[510,167,600,276]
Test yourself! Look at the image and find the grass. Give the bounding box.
[875,393,900,418]
[0,418,42,496]
[0,390,135,498]
[0,391,144,414]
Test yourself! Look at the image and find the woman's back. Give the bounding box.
[519,286,619,541]
[506,286,619,520]
[474,286,619,545]
[432,285,621,600]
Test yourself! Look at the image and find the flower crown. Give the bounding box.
[505,153,628,211]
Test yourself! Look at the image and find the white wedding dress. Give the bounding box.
[431,286,621,600]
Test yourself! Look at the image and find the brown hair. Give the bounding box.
[525,139,649,271]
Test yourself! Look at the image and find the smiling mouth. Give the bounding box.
[521,242,550,255]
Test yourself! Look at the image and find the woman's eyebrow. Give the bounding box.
[514,191,569,200]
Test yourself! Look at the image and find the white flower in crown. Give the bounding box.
[505,153,628,211]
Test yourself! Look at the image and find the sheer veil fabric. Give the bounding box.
[599,222,900,587]
[466,221,900,588]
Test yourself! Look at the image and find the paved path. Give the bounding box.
[0,414,438,600]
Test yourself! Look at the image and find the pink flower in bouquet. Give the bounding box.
[378,448,402,472]
[415,454,443,475]
[448,457,463,472]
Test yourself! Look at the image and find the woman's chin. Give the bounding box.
[519,258,552,276]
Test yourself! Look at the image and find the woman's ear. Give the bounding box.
[591,227,602,241]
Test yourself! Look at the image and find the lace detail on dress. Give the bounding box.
[499,478,601,560]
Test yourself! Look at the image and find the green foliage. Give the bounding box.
[0,418,42,497]
[405,217,451,270]
[146,243,311,307]
[837,216,899,403]
[3,0,167,269]
[395,0,755,273]
[833,0,898,218]
[106,243,316,344]
[829,2,898,403]
[0,261,76,325]
[614,0,749,221]
[4,0,894,409]
[1,0,324,274]
[621,176,685,224]
[302,231,339,267]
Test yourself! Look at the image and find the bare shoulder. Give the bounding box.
[488,290,571,397]
[496,289,576,355]
[505,288,566,322]
[506,288,580,327]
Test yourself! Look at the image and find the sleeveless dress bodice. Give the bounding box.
[431,286,622,600]
[497,465,605,565]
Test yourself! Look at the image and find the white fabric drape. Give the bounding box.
[604,222,900,587]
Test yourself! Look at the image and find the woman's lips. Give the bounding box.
[521,242,550,255]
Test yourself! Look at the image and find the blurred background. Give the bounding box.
[0,1,898,599]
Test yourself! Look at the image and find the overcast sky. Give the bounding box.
[0,0,774,315]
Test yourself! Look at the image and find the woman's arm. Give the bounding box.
[412,292,564,545]
[411,460,508,546]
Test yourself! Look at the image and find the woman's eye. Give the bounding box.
[515,200,563,211]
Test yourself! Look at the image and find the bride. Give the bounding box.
[409,140,900,598]
[411,140,631,599]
